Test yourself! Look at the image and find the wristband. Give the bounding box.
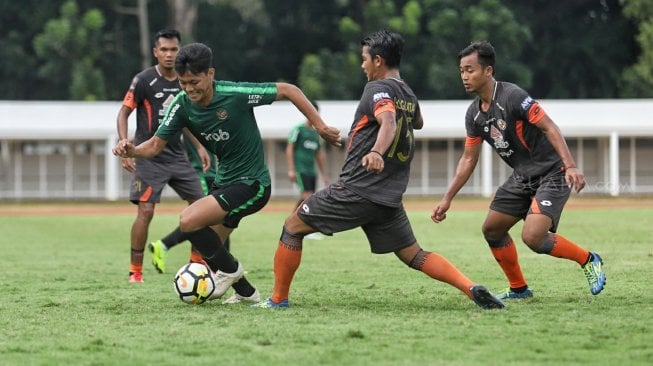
[370,150,384,158]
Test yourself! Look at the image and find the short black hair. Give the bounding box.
[175,43,213,75]
[458,41,496,75]
[361,29,404,68]
[154,29,181,45]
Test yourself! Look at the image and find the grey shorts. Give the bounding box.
[490,169,570,232]
[298,184,416,254]
[130,159,205,204]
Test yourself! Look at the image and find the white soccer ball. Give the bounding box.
[173,262,215,304]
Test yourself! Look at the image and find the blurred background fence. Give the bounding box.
[1,99,652,201]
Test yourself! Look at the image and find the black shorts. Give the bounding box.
[296,172,317,193]
[298,184,416,254]
[490,169,570,232]
[209,181,271,229]
[130,159,205,204]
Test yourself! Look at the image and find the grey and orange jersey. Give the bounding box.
[339,78,421,207]
[156,80,277,187]
[465,81,562,178]
[121,66,186,163]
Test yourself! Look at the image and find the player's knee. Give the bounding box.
[406,249,429,270]
[280,226,304,250]
[481,223,505,241]
[137,205,155,221]
[179,210,199,233]
[521,231,550,253]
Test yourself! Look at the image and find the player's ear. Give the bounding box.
[208,68,215,79]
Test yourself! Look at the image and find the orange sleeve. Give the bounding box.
[122,90,137,110]
[528,102,547,124]
[465,136,482,147]
[373,99,395,118]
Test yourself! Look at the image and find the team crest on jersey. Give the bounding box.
[490,125,509,149]
[216,108,228,120]
[497,119,506,130]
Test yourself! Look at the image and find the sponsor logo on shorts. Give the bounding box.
[302,203,310,213]
[540,200,552,206]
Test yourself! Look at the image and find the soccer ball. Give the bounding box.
[173,262,215,304]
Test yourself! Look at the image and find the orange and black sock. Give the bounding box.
[271,228,304,303]
[547,234,591,266]
[410,250,475,298]
[488,236,528,290]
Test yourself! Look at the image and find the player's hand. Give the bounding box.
[431,200,450,223]
[316,125,342,147]
[565,167,586,193]
[288,170,296,183]
[113,139,134,158]
[361,151,384,174]
[120,157,136,173]
[197,147,211,173]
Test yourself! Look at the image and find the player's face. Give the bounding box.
[361,46,379,81]
[153,37,180,71]
[178,68,215,106]
[459,52,493,94]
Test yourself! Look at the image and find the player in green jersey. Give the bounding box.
[286,100,329,211]
[113,43,341,303]
[146,139,236,281]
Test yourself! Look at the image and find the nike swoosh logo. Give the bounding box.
[219,194,229,205]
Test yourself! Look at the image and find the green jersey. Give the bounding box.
[157,80,277,186]
[288,123,320,175]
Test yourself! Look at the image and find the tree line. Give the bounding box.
[1,0,651,101]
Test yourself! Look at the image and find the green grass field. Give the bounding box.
[0,200,651,365]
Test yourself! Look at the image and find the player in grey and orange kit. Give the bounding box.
[255,30,505,310]
[432,41,606,300]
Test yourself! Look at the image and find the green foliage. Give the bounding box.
[0,201,652,365]
[620,0,653,97]
[0,0,648,100]
[32,0,107,100]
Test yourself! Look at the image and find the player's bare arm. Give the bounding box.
[432,143,481,223]
[362,110,396,174]
[275,82,341,146]
[536,115,586,192]
[116,105,136,172]
[113,136,167,159]
[183,128,211,173]
[286,142,296,182]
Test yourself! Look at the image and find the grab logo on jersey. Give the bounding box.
[201,129,230,142]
